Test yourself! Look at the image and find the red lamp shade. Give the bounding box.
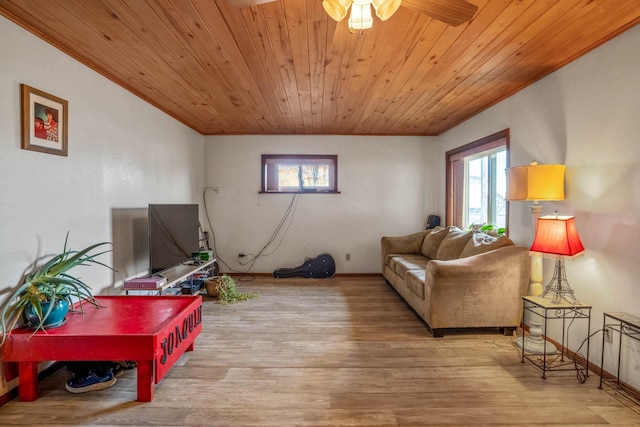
[530,215,585,258]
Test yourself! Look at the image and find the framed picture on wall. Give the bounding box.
[20,84,68,156]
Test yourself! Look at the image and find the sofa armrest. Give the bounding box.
[424,245,530,329]
[381,231,428,270]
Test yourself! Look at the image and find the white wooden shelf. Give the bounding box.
[126,259,215,295]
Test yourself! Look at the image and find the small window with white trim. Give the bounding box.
[261,154,338,193]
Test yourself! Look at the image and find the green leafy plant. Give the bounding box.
[479,224,506,235]
[468,223,506,236]
[208,274,257,305]
[0,233,113,345]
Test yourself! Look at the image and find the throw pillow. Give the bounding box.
[420,226,449,259]
[435,227,473,260]
[460,232,514,258]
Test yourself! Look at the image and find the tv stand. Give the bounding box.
[125,259,215,295]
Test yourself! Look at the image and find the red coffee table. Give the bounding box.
[2,295,202,402]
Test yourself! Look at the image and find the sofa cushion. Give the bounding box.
[460,232,514,258]
[386,254,423,272]
[420,226,448,259]
[405,270,426,300]
[435,227,473,260]
[390,254,430,279]
[386,254,398,271]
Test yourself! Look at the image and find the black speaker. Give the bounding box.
[426,215,441,229]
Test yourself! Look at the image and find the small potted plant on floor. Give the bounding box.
[0,233,113,345]
[205,274,257,305]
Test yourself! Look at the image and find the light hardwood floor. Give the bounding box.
[1,276,639,426]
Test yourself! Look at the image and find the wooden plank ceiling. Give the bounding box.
[1,0,639,136]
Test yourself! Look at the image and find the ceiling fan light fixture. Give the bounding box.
[322,0,353,22]
[372,0,401,21]
[348,0,373,31]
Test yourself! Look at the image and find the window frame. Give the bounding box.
[260,154,339,194]
[445,129,510,229]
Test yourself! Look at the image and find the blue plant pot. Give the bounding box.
[23,299,70,329]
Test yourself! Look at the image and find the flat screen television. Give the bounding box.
[148,204,200,274]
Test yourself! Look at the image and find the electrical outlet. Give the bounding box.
[238,253,245,258]
[604,327,613,343]
[345,253,351,261]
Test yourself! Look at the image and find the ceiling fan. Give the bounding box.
[227,0,478,30]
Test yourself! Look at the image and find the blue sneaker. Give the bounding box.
[66,368,117,393]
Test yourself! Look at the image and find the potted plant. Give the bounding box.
[205,274,256,305]
[0,233,113,345]
[469,223,506,236]
[479,224,506,236]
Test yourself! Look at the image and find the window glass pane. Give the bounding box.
[301,164,329,188]
[495,150,507,229]
[278,165,300,190]
[463,147,506,229]
[466,157,487,226]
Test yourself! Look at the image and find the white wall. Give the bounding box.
[203,135,437,273]
[0,16,204,393]
[437,24,640,389]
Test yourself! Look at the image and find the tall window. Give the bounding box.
[446,130,509,229]
[261,154,338,193]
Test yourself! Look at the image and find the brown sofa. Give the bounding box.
[381,226,530,337]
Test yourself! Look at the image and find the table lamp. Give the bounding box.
[515,214,585,354]
[507,162,566,355]
[506,162,566,295]
[530,214,585,304]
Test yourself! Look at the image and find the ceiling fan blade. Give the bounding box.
[227,0,278,7]
[401,0,478,26]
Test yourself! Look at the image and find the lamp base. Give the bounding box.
[541,258,579,304]
[515,336,558,355]
[528,281,543,297]
[516,320,557,355]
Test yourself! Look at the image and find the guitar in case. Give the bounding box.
[273,253,336,279]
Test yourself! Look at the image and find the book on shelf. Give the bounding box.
[123,276,168,290]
